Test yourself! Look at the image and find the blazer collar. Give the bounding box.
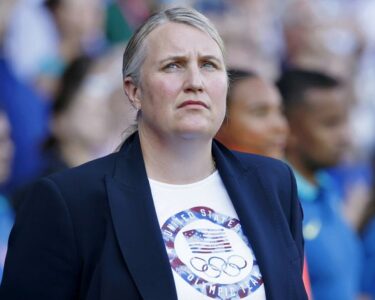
[213,142,294,299]
[106,133,286,300]
[105,133,177,300]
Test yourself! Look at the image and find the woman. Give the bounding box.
[0,7,307,300]
[42,47,135,176]
[216,69,312,299]
[216,69,289,159]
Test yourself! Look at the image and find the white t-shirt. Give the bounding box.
[149,171,266,300]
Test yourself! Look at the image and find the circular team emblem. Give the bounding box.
[161,206,263,299]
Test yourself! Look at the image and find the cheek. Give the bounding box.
[144,77,181,105]
[210,75,228,98]
[229,113,259,141]
[310,126,332,145]
[211,78,228,117]
[239,115,267,137]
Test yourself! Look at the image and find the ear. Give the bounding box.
[123,76,142,110]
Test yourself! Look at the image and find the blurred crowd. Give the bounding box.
[1,0,375,299]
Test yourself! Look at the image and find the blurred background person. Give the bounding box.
[0,107,14,283]
[0,0,50,197]
[216,69,288,159]
[0,0,148,197]
[359,195,375,300]
[41,49,134,175]
[282,0,364,81]
[11,47,137,211]
[282,0,373,233]
[277,69,363,300]
[215,68,312,299]
[3,0,107,98]
[358,151,375,300]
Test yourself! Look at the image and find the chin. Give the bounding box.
[177,122,220,139]
[176,127,216,140]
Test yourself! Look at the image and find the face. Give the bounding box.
[53,76,113,149]
[0,1,15,41]
[217,77,289,159]
[125,22,228,141]
[287,87,350,169]
[57,0,103,39]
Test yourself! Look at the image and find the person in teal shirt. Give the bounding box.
[0,195,13,283]
[277,69,363,300]
[0,109,14,282]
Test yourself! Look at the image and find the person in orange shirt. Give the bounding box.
[216,69,288,159]
[216,69,312,299]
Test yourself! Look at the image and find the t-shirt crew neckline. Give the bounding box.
[148,170,219,190]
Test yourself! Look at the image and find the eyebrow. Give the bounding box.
[159,55,223,65]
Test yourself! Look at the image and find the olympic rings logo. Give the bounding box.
[190,255,248,278]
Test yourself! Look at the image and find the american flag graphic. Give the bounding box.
[183,228,233,254]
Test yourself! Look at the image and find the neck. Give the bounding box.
[286,153,318,186]
[138,128,216,185]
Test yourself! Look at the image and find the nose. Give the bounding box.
[184,64,204,93]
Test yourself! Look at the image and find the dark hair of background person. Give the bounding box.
[226,69,256,105]
[276,69,342,114]
[44,0,60,13]
[11,56,94,212]
[44,55,93,149]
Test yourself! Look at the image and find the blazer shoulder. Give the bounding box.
[213,140,293,185]
[231,149,292,178]
[47,151,119,187]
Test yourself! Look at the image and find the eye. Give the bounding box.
[163,62,181,71]
[250,107,269,117]
[201,61,217,70]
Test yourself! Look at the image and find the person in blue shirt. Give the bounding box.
[277,69,363,300]
[359,153,375,299]
[0,57,49,197]
[0,108,14,283]
[360,203,375,299]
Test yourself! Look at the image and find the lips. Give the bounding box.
[177,100,209,109]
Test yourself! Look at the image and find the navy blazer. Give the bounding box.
[0,133,307,300]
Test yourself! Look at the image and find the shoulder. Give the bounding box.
[235,150,290,174]
[214,140,293,184]
[46,151,119,188]
[233,150,296,202]
[20,151,121,216]
[14,152,124,249]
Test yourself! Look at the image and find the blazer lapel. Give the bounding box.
[105,134,177,300]
[213,142,290,300]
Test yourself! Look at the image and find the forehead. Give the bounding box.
[144,22,223,61]
[231,77,281,106]
[303,87,346,112]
